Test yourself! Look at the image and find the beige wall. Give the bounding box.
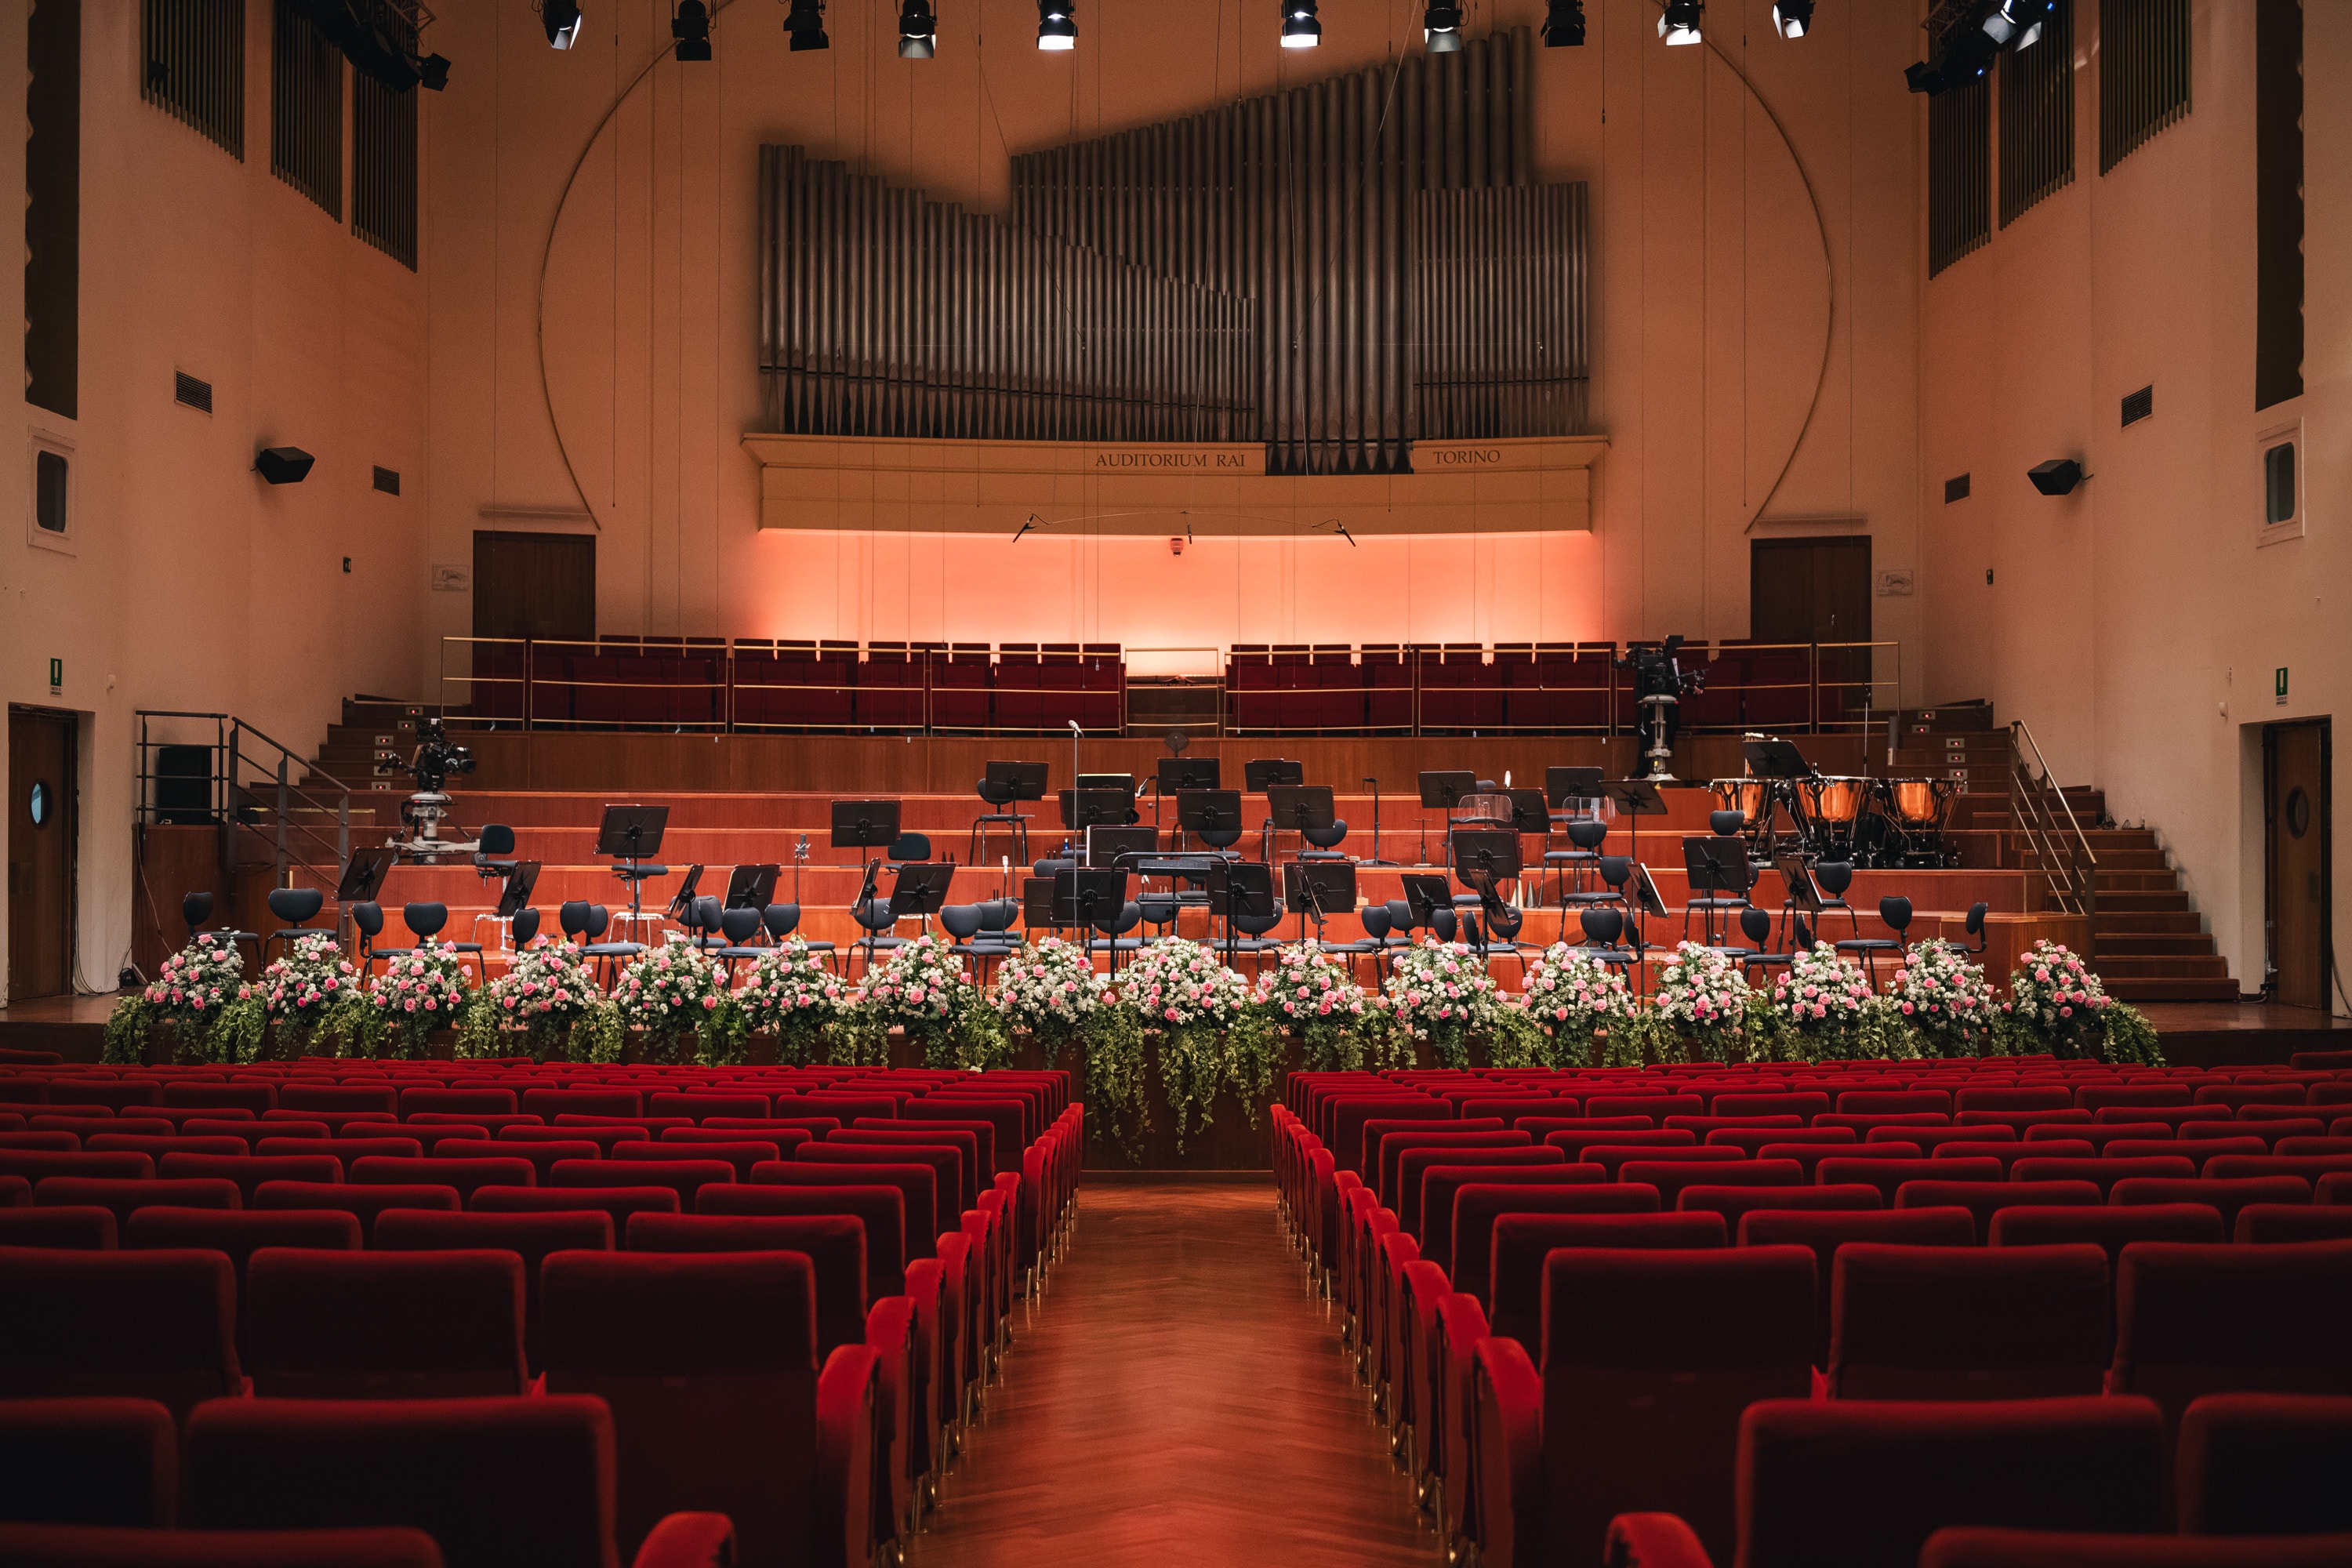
[1918,0,2349,1011]
[0,0,430,999]
[419,0,1926,691]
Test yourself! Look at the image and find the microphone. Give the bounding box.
[1069,721,1083,736]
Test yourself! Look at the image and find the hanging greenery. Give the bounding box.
[1079,998,1149,1160]
[104,932,260,1065]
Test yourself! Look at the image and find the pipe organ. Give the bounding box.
[757,27,1586,476]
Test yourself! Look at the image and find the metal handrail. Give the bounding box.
[2009,717,2098,949]
[135,710,354,890]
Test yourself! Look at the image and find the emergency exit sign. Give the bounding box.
[2277,667,2289,705]
[48,658,60,691]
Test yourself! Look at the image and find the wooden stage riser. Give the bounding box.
[450,732,1872,796]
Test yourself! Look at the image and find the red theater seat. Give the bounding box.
[0,1247,240,1421]
[251,1181,460,1242]
[122,1207,363,1359]
[1828,1243,2110,1400]
[1895,1178,2101,1240]
[628,1211,869,1355]
[470,1183,681,1230]
[1922,1530,2352,1567]
[2113,1240,2352,1434]
[245,1247,528,1398]
[1447,1183,1662,1311]
[37,1178,242,1229]
[1737,1207,1976,1369]
[2176,1392,2352,1537]
[1734,1396,2166,1568]
[0,1204,118,1248]
[697,1181,910,1300]
[1485,1211,1725,1351]
[0,1397,177,1528]
[374,1208,614,1377]
[0,1523,448,1566]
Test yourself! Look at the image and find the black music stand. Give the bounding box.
[336,846,397,905]
[1545,766,1604,808]
[1283,859,1356,946]
[1417,771,1478,865]
[1399,873,1454,935]
[1207,860,1278,967]
[1775,853,1825,950]
[1681,835,1751,948]
[829,800,902,869]
[1022,877,1063,931]
[1243,759,1304,791]
[1359,777,1397,866]
[985,760,1050,800]
[1450,829,1523,904]
[1264,783,1335,863]
[495,862,542,919]
[1086,825,1160,869]
[724,863,781,912]
[1506,788,1552,837]
[666,865,706,922]
[1078,772,1138,796]
[1597,778,1668,889]
[597,804,673,936]
[1157,757,1221,793]
[1176,787,1243,855]
[1053,867,1131,971]
[887,862,956,935]
[1742,739,1813,862]
[1058,788,1134,836]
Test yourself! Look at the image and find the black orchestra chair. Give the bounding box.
[1300,819,1350,861]
[1738,906,1794,982]
[1222,898,1287,972]
[352,902,387,975]
[1085,901,1149,971]
[580,904,646,985]
[762,902,839,971]
[713,908,766,978]
[510,908,542,947]
[182,891,260,960]
[1547,816,1612,909]
[887,832,933,867]
[851,889,905,976]
[1138,894,1181,944]
[971,775,1032,866]
[1682,811,1758,947]
[263,887,326,959]
[1837,895,1911,989]
[1578,907,1639,969]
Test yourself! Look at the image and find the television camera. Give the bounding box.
[1614,636,1707,780]
[388,717,481,859]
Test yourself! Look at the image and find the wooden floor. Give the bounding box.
[910,1183,1432,1568]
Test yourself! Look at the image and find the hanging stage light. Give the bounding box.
[543,0,584,49]
[1036,0,1075,50]
[1657,0,1701,45]
[671,0,711,60]
[898,0,936,56]
[1279,0,1320,49]
[1422,2,1461,53]
[1540,0,1584,45]
[1771,0,1813,39]
[1981,0,2055,49]
[783,0,828,51]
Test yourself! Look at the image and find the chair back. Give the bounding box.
[1567,818,1608,851]
[854,898,897,934]
[352,902,384,939]
[1711,809,1746,837]
[1599,855,1632,888]
[762,903,800,938]
[1817,861,1855,897]
[586,906,611,940]
[890,832,932,862]
[939,905,984,941]
[401,903,448,942]
[182,892,215,927]
[511,908,542,946]
[1303,820,1348,849]
[692,896,723,934]
[1740,907,1773,947]
[977,778,1015,808]
[1581,908,1624,946]
[979,899,1018,934]
[477,824,517,857]
[559,901,591,938]
[720,907,761,944]
[1360,904,1392,939]
[267,888,324,925]
[1880,896,1914,935]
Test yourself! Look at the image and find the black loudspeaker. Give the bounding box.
[256,446,316,485]
[2027,458,2085,496]
[155,745,216,825]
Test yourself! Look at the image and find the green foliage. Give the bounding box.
[826,1004,891,1068]
[944,1001,1012,1071]
[101,996,159,1065]
[1080,1000,1149,1162]
[1600,1010,1685,1068]
[2100,1002,2165,1067]
[695,995,753,1067]
[1226,1007,1284,1127]
[310,993,389,1060]
[1485,1006,1547,1069]
[1159,1022,1227,1152]
[1852,994,1926,1062]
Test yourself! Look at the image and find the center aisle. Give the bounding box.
[909,1182,1434,1568]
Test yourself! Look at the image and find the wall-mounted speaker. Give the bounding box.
[256,446,316,485]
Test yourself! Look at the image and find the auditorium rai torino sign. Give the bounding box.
[739,433,1608,537]
[747,26,1599,535]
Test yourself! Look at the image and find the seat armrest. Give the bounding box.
[631,1512,738,1568]
[1472,1336,1544,1568]
[816,1343,880,1568]
[1604,1512,1715,1568]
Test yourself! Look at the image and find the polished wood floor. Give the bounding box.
[910,1183,1433,1568]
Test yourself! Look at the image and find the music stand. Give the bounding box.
[1506,789,1552,836]
[1450,829,1523,901]
[336,847,397,905]
[1207,861,1276,967]
[1086,825,1160,869]
[1417,771,1479,864]
[1283,859,1356,945]
[1597,778,1669,890]
[1399,873,1454,933]
[1681,835,1751,948]
[724,863,780,912]
[1544,766,1604,808]
[984,760,1050,800]
[494,862,542,919]
[1061,789,1136,835]
[1078,772,1138,795]
[1243,759,1304,791]
[1156,757,1221,793]
[1742,738,1813,862]
[887,862,956,935]
[597,804,673,936]
[1176,788,1243,854]
[1022,877,1063,931]
[666,865,706,921]
[829,800,902,866]
[1775,853,1824,949]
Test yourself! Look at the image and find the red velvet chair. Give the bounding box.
[0,1397,177,1528]
[0,1247,240,1421]
[1828,1242,2109,1400]
[245,1247,527,1398]
[1484,1211,1726,1352]
[0,1523,450,1566]
[2113,1240,2352,1436]
[1737,1207,1976,1369]
[0,1204,118,1248]
[374,1208,613,1377]
[2176,1392,2352,1537]
[1920,1527,2352,1567]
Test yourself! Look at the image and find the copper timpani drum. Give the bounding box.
[1882,777,1955,828]
[1803,775,1872,826]
[1708,777,1768,829]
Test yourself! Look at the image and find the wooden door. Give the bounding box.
[473,532,596,641]
[2266,720,2329,1009]
[1751,537,1873,724]
[8,707,75,1001]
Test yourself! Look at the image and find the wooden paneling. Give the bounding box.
[906,1185,1432,1567]
[8,708,74,1000]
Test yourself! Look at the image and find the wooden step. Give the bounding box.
[2096,911,2206,935]
[2105,976,2242,1003]
[2094,891,2194,913]
[2095,934,2220,957]
[2091,954,2233,979]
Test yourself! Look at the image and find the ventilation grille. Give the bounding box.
[1998,0,2074,227]
[2121,385,2154,426]
[372,466,401,495]
[2101,0,2191,173]
[1944,474,1972,503]
[271,0,343,217]
[354,71,419,270]
[1929,78,1991,278]
[174,371,214,414]
[143,0,245,159]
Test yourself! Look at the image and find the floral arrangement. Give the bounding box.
[1886,938,2000,1056]
[1651,941,1751,1062]
[991,936,1104,1057]
[1518,942,1637,1066]
[1766,943,1876,1055]
[1251,945,1374,1072]
[367,939,475,1058]
[464,937,618,1063]
[1115,938,1256,1148]
[103,931,260,1064]
[732,940,848,1065]
[614,935,736,1064]
[861,934,996,1067]
[1382,937,1503,1069]
[2002,939,2111,1057]
[259,931,377,1058]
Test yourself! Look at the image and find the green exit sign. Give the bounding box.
[2277,666,2289,705]
[48,658,60,691]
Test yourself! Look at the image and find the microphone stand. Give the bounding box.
[1362,777,1395,866]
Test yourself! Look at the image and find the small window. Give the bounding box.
[2265,443,2296,525]
[29,437,73,553]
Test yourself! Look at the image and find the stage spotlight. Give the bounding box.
[543,0,584,49]
[784,0,828,51]
[1658,0,1702,45]
[256,446,316,485]
[1279,0,1320,49]
[418,52,451,89]
[1771,0,1813,39]
[1540,0,1584,46]
[2027,458,2086,496]
[1904,59,1944,93]
[898,0,936,56]
[1982,0,2053,49]
[1422,2,1461,53]
[1036,0,1075,50]
[671,1,711,60]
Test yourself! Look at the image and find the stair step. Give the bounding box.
[2095,891,2194,912]
[2096,911,2205,935]
[2104,976,2242,1003]
[2093,934,2219,956]
[2090,955,2233,979]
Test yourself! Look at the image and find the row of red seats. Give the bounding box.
[0,1062,1082,1568]
[1272,1064,2352,1568]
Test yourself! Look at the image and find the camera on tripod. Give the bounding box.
[408,718,476,793]
[1615,636,1707,780]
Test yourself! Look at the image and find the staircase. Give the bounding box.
[1915,702,2238,1004]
